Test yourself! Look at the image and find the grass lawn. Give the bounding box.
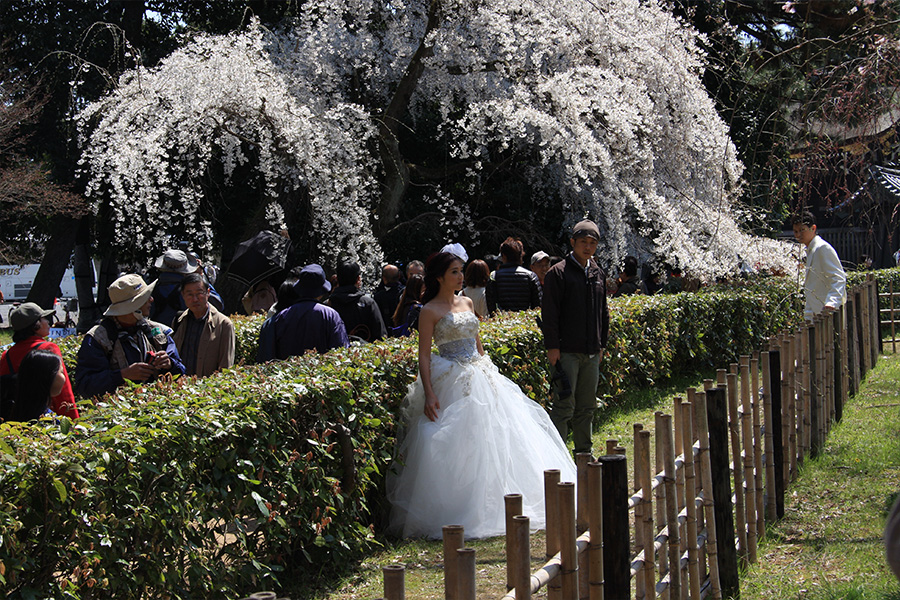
[0,328,11,346]
[739,351,900,600]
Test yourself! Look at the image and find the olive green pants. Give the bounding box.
[549,352,600,454]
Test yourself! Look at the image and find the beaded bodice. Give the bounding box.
[433,311,480,363]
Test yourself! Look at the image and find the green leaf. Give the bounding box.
[251,491,270,517]
[0,439,12,455]
[52,478,67,502]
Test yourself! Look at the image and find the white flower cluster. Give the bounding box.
[78,0,794,279]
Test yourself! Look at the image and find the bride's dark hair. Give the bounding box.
[421,252,463,305]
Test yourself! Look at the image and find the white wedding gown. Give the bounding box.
[386,311,577,539]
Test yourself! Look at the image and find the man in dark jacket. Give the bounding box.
[486,237,542,315]
[327,261,388,342]
[373,264,405,331]
[613,255,643,297]
[541,220,609,454]
[274,264,349,358]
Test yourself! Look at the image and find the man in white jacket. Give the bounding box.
[792,211,846,321]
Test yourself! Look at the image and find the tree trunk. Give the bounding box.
[73,218,100,332]
[374,0,440,237]
[26,216,79,309]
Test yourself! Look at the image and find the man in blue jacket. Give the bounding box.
[76,274,185,397]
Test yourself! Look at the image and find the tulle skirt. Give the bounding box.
[386,352,577,539]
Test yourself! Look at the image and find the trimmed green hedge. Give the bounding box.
[4,276,807,598]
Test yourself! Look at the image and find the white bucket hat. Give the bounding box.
[104,274,157,317]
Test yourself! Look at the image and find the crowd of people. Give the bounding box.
[0,214,846,467]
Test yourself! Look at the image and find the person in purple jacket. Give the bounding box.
[273,264,349,359]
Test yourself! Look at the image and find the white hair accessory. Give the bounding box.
[441,242,468,263]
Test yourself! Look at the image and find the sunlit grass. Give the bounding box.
[738,353,900,600]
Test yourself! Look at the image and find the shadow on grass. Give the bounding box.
[596,370,712,422]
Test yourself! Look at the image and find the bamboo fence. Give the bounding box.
[378,276,879,600]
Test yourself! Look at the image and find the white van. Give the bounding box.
[0,264,80,302]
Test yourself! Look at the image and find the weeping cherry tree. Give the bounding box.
[78,0,795,278]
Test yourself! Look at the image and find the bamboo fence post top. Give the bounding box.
[717,369,727,385]
[456,548,477,600]
[637,429,655,599]
[383,564,406,600]
[557,481,577,600]
[703,379,715,391]
[680,401,702,600]
[587,462,603,600]
[505,495,524,591]
[442,525,464,600]
[512,515,532,600]
[543,469,562,600]
[606,439,619,454]
[576,453,592,533]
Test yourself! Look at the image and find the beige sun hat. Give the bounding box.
[104,274,157,317]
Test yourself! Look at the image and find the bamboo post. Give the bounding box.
[694,390,722,600]
[660,413,682,599]
[674,397,687,574]
[544,469,562,600]
[505,494,523,591]
[384,565,405,600]
[559,482,578,600]
[606,440,618,455]
[588,462,604,600]
[846,292,858,395]
[794,327,807,465]
[576,453,592,600]
[740,357,758,563]
[783,334,797,481]
[751,355,765,539]
[674,397,687,532]
[545,469,562,600]
[824,311,834,431]
[707,386,739,599]
[817,316,827,451]
[577,454,591,534]
[457,549,476,600]
[443,525,464,600]
[637,429,655,600]
[725,373,747,566]
[513,516,531,600]
[859,287,870,377]
[600,454,630,600]
[634,425,646,600]
[833,309,845,423]
[680,401,702,600]
[717,368,726,386]
[808,319,821,458]
[853,288,863,382]
[871,276,880,365]
[655,412,666,550]
[686,386,707,576]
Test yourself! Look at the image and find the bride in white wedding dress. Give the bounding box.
[387,251,577,539]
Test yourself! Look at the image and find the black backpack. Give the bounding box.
[0,352,17,422]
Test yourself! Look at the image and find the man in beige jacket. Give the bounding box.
[173,272,235,377]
